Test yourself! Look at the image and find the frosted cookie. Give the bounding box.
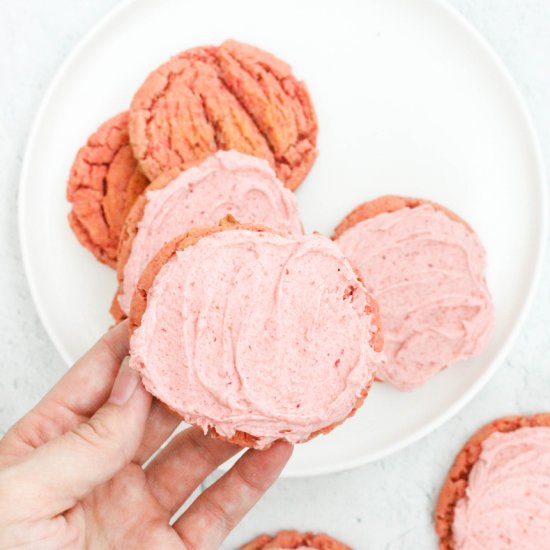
[436,414,550,549]
[128,217,383,449]
[67,112,148,267]
[112,150,303,320]
[334,196,494,391]
[240,530,352,549]
[129,40,317,190]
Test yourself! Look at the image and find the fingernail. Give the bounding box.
[108,358,140,405]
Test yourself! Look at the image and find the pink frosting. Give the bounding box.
[118,150,302,314]
[129,230,383,448]
[453,427,550,549]
[335,204,493,390]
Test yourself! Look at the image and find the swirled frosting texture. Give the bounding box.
[453,427,550,549]
[119,150,302,313]
[335,204,493,390]
[129,230,383,447]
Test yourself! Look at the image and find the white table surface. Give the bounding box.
[1,1,549,548]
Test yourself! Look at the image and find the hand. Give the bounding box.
[0,321,292,549]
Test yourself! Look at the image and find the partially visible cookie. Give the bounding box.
[240,530,352,549]
[67,112,148,267]
[334,195,494,391]
[436,414,550,549]
[112,150,303,320]
[129,40,317,190]
[128,216,383,450]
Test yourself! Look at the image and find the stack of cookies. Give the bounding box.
[67,38,494,450]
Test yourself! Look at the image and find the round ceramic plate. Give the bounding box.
[19,0,546,476]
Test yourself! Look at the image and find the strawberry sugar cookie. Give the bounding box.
[436,414,550,549]
[240,530,352,549]
[112,150,303,320]
[129,40,317,190]
[334,196,494,391]
[67,111,148,267]
[128,217,383,449]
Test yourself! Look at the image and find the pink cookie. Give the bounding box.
[240,530,353,549]
[129,40,317,191]
[334,196,494,391]
[436,414,550,549]
[128,216,383,449]
[67,112,148,267]
[111,150,303,321]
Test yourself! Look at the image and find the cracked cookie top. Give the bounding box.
[129,40,318,190]
[66,111,148,267]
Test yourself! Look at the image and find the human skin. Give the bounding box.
[0,321,292,549]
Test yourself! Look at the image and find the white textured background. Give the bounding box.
[1,1,549,548]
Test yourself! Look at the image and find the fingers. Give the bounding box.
[0,360,152,521]
[173,442,292,550]
[1,322,129,461]
[145,427,241,514]
[41,320,130,418]
[134,399,181,465]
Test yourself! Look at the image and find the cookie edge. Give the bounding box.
[332,195,472,240]
[239,529,352,550]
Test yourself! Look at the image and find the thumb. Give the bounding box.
[4,358,151,520]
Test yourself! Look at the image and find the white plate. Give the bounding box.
[19,0,546,477]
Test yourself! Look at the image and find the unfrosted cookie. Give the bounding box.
[67,112,148,267]
[240,530,352,549]
[436,414,550,549]
[334,196,494,391]
[129,40,317,190]
[128,216,383,449]
[111,150,303,320]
